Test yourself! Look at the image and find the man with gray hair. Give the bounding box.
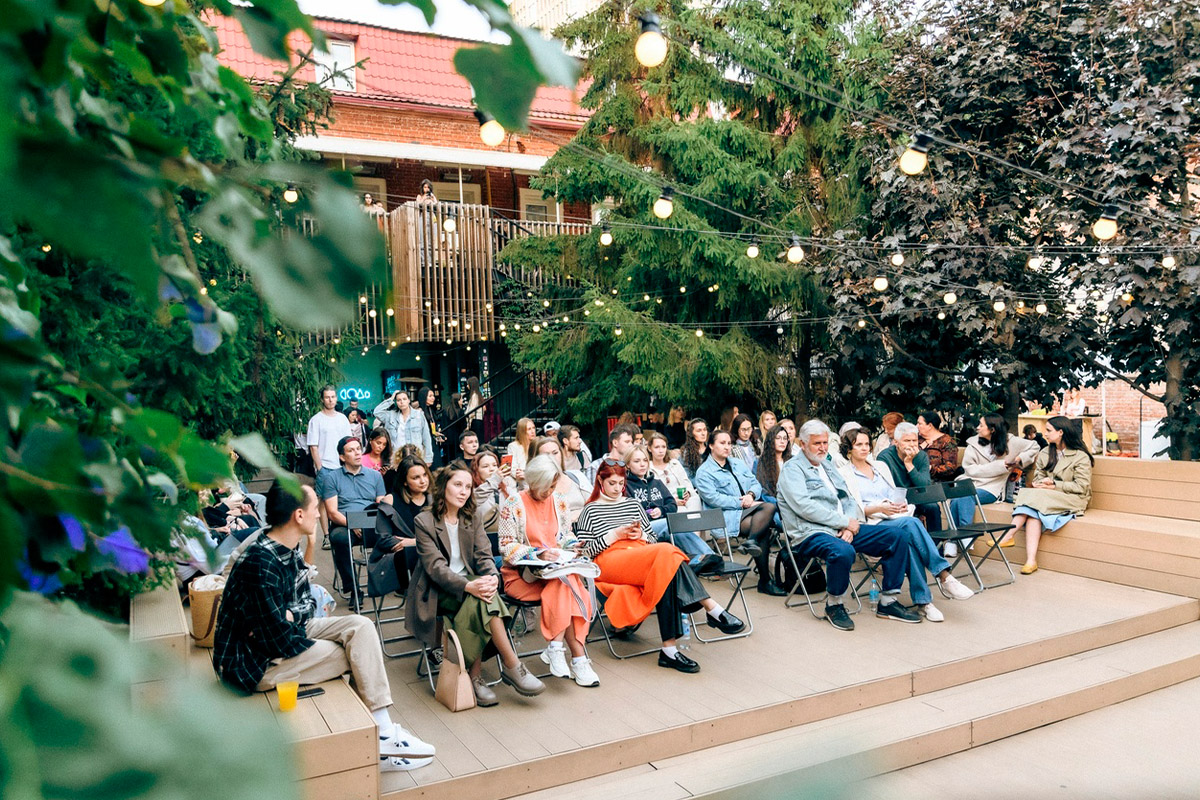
[776,420,920,631]
[876,420,942,533]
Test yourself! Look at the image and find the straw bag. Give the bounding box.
[434,628,475,712]
[188,574,225,648]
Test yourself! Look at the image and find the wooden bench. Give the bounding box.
[976,457,1200,598]
[130,583,380,799]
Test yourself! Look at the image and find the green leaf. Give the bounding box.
[230,433,301,498]
[454,45,542,132]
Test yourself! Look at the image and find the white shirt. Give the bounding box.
[446,520,466,576]
[307,410,352,470]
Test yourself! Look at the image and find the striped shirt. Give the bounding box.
[573,497,654,558]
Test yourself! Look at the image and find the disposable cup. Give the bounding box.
[277,679,300,712]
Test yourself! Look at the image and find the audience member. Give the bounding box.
[471,448,516,535]
[307,385,351,561]
[917,411,960,482]
[213,483,435,772]
[543,420,562,439]
[587,424,637,485]
[1022,424,1048,450]
[779,417,800,457]
[498,455,599,688]
[877,422,942,533]
[363,428,393,478]
[406,462,545,706]
[694,430,783,596]
[507,417,537,483]
[560,425,592,481]
[347,409,369,449]
[730,413,760,470]
[374,391,433,464]
[776,420,921,631]
[664,407,687,449]
[625,444,722,575]
[838,427,974,622]
[873,411,904,457]
[756,410,777,440]
[1063,389,1086,417]
[648,432,700,512]
[459,430,480,466]
[575,460,744,673]
[718,406,739,434]
[755,425,793,507]
[679,418,710,479]
[952,414,1039,535]
[1009,417,1094,574]
[416,387,444,467]
[322,436,387,610]
[371,464,425,596]
[532,436,586,520]
[464,377,487,441]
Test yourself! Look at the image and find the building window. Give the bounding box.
[314,39,356,92]
[431,181,481,205]
[519,187,556,222]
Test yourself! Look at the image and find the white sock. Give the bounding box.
[708,604,725,617]
[879,595,896,606]
[571,655,588,665]
[547,640,565,651]
[372,708,395,738]
[826,593,846,607]
[662,645,679,658]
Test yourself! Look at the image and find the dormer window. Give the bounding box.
[314,38,356,92]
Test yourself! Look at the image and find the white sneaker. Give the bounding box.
[570,657,600,688]
[380,755,431,772]
[919,603,945,622]
[540,646,571,679]
[939,574,975,601]
[943,542,958,559]
[380,728,436,758]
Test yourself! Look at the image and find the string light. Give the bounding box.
[856,319,867,328]
[1027,255,1044,270]
[443,213,457,234]
[898,132,933,176]
[614,327,623,336]
[390,340,397,347]
[889,253,904,267]
[1121,291,1134,302]
[40,244,51,252]
[474,110,505,147]
[368,309,377,318]
[139,0,167,6]
[449,319,458,327]
[653,187,675,219]
[329,356,336,363]
[199,287,208,295]
[433,317,440,325]
[611,289,618,295]
[746,241,760,259]
[333,336,341,344]
[1092,205,1119,241]
[1162,253,1176,269]
[937,311,946,320]
[1036,302,1048,314]
[359,295,367,304]
[386,308,394,316]
[776,326,784,334]
[465,322,472,329]
[485,302,493,311]
[695,329,704,337]
[680,285,687,293]
[786,234,804,264]
[599,224,613,246]
[283,185,299,204]
[993,300,1006,312]
[542,300,550,307]
[425,301,432,308]
[192,232,203,244]
[943,291,958,305]
[635,12,668,68]
[1017,300,1025,309]
[533,324,541,332]
[562,315,569,322]
[643,294,651,301]
[872,276,889,291]
[415,355,421,361]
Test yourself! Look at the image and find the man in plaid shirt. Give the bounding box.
[213,482,436,772]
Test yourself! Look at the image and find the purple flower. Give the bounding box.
[18,559,62,595]
[58,513,87,551]
[159,279,184,303]
[184,297,215,323]
[191,321,223,354]
[95,526,150,575]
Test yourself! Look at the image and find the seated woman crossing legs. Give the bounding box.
[624,444,723,576]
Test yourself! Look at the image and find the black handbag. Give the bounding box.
[367,555,401,597]
[774,548,828,595]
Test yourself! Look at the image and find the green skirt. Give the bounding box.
[437,582,511,667]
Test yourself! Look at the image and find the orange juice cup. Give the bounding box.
[277,680,300,712]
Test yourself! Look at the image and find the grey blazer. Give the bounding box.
[404,508,497,647]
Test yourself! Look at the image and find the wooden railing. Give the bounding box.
[302,203,588,348]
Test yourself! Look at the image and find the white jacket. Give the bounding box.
[961,434,1039,498]
[836,459,915,522]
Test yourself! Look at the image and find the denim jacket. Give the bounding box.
[694,455,763,537]
[372,401,433,462]
[777,454,856,545]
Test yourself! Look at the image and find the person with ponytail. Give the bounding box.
[1009,417,1093,574]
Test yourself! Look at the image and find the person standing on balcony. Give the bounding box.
[374,390,433,464]
[416,179,436,206]
[464,377,486,442]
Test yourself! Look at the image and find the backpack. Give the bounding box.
[773,545,828,595]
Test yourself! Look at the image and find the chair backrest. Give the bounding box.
[941,478,977,500]
[667,508,726,536]
[346,510,378,549]
[905,483,947,506]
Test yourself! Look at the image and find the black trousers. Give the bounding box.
[655,563,709,641]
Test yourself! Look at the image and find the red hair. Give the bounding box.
[587,460,627,504]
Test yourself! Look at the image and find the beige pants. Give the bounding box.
[257,614,392,712]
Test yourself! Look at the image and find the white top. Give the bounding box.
[506,441,529,472]
[655,459,701,512]
[872,432,891,458]
[446,520,466,576]
[306,410,352,469]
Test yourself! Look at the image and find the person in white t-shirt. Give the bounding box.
[307,385,351,562]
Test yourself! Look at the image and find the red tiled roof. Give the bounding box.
[210,15,589,125]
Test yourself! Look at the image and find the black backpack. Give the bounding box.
[773,544,828,595]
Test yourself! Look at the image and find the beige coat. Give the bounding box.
[1013,448,1092,516]
[405,509,498,648]
[961,434,1039,499]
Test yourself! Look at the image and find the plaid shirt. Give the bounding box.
[213,533,315,694]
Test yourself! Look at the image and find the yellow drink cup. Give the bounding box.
[277,680,299,712]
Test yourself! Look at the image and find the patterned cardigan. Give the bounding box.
[497,491,578,565]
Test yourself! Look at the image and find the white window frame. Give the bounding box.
[314,39,356,92]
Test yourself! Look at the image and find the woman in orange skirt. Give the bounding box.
[499,455,599,688]
[574,459,745,673]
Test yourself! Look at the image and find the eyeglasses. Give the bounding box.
[602,457,626,467]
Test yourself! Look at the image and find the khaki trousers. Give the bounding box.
[257,614,392,712]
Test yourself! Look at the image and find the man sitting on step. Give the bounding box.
[776,420,921,631]
[213,481,436,773]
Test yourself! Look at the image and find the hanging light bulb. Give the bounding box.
[473,110,505,147]
[1027,254,1044,270]
[359,295,368,304]
[1036,302,1048,314]
[857,319,867,328]
[679,285,687,293]
[139,0,167,6]
[40,244,51,253]
[746,241,760,259]
[993,299,1007,312]
[532,324,540,332]
[653,187,675,219]
[599,224,613,246]
[937,311,946,320]
[542,299,550,307]
[386,308,394,316]
[283,184,299,204]
[1092,204,1119,241]
[390,340,397,347]
[776,326,784,334]
[898,132,933,176]
[786,234,804,264]
[432,317,440,325]
[1017,300,1026,309]
[442,213,457,233]
[889,252,904,267]
[943,291,958,305]
[415,354,421,361]
[643,294,650,301]
[1121,291,1134,302]
[634,12,668,68]
[695,329,704,337]
[872,276,889,292]
[1162,253,1177,269]
[368,309,377,318]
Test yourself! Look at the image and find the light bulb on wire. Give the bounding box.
[599,224,613,246]
[1027,254,1044,270]
[943,291,958,305]
[1092,205,1119,241]
[937,311,946,320]
[993,299,1007,312]
[872,276,889,292]
[473,110,505,147]
[634,13,668,68]
[653,187,675,219]
[1162,253,1176,269]
[786,234,804,264]
[898,132,933,176]
[889,252,904,267]
[1036,302,1048,314]
[442,213,457,233]
[746,241,759,259]
[139,0,167,6]
[283,184,299,204]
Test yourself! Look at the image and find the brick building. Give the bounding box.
[1073,380,1168,457]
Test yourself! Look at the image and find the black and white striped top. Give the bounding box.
[573,497,655,558]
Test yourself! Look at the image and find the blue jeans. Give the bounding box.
[949,489,998,528]
[650,517,716,565]
[790,524,908,599]
[874,517,950,605]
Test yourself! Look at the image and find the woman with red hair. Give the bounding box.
[574,459,745,673]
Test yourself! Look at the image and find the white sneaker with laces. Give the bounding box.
[919,603,945,622]
[570,657,600,687]
[943,542,958,559]
[540,646,571,679]
[939,574,975,600]
[380,728,436,758]
[380,755,430,772]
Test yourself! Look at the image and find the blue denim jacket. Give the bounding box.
[777,454,856,545]
[694,455,763,537]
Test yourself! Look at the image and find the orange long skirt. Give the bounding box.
[593,540,688,629]
[502,567,593,644]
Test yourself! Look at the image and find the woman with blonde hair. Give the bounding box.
[506,417,537,483]
[531,436,586,520]
[648,432,700,512]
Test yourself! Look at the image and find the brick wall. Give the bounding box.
[1070,380,1166,455]
[329,103,565,159]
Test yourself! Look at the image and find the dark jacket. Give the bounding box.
[876,445,932,488]
[625,471,678,519]
[405,509,498,648]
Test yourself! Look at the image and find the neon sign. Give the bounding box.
[339,387,372,402]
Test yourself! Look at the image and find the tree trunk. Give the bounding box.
[1163,353,1192,460]
[1004,375,1021,432]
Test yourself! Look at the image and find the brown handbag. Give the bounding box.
[434,628,476,712]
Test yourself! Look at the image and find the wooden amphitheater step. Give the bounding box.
[507,621,1200,799]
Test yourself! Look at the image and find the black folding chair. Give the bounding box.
[940,479,1017,591]
[776,530,863,618]
[667,509,753,643]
